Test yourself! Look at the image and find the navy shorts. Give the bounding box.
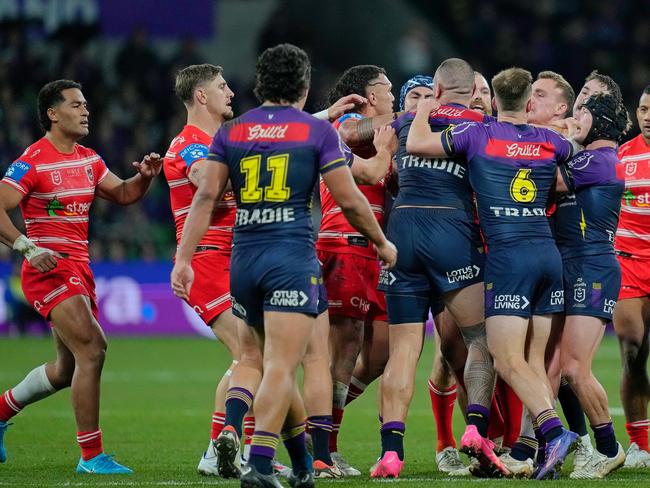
[563,254,620,320]
[317,281,328,315]
[485,239,564,318]
[230,242,321,327]
[378,208,483,325]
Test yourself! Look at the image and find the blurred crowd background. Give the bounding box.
[0,0,648,264]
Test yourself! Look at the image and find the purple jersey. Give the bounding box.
[208,106,347,245]
[391,104,489,211]
[555,147,624,258]
[442,120,573,246]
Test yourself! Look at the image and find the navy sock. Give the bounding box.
[249,431,279,476]
[307,416,333,465]
[381,421,405,461]
[510,436,538,461]
[224,387,253,438]
[558,378,588,436]
[536,410,563,444]
[282,423,310,474]
[467,404,490,438]
[593,422,618,458]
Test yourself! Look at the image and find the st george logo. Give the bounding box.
[86,166,94,183]
[51,170,62,186]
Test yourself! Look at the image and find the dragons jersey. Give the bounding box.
[164,125,236,252]
[1,137,109,262]
[555,147,624,259]
[391,103,488,211]
[317,113,387,258]
[208,105,347,246]
[443,120,573,246]
[616,134,650,259]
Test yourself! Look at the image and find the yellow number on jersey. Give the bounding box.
[239,154,291,203]
[509,168,537,203]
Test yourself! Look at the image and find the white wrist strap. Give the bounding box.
[312,109,329,121]
[13,234,51,261]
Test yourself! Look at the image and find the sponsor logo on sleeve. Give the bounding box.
[179,143,209,166]
[4,160,32,182]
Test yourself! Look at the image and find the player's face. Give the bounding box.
[470,74,491,115]
[403,86,433,112]
[528,78,566,124]
[574,79,608,116]
[52,88,89,138]
[367,74,394,116]
[573,105,593,145]
[205,74,234,120]
[637,93,650,142]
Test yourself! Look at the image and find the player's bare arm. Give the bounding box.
[350,126,397,185]
[171,161,230,299]
[187,159,233,196]
[0,184,61,272]
[405,98,446,157]
[96,152,162,205]
[338,113,401,147]
[322,164,396,268]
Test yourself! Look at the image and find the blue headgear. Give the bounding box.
[399,75,434,111]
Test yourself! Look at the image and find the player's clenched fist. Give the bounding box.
[374,239,397,269]
[171,261,194,300]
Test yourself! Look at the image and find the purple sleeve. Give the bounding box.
[318,123,348,174]
[441,122,481,158]
[548,131,573,163]
[207,126,228,164]
[560,151,615,192]
[391,112,413,133]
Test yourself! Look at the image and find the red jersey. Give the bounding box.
[616,134,650,259]
[164,125,236,253]
[1,137,108,262]
[317,113,387,258]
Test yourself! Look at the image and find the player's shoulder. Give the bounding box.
[618,134,644,159]
[17,137,54,164]
[73,142,100,159]
[431,105,485,125]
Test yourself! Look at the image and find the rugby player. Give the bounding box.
[318,65,395,475]
[554,92,630,478]
[171,43,396,488]
[0,80,162,473]
[614,84,650,468]
[374,58,504,478]
[408,67,578,480]
[163,64,240,475]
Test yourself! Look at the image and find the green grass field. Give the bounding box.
[1,335,649,487]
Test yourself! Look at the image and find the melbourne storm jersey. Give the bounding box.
[555,147,624,259]
[391,104,488,212]
[616,134,650,259]
[208,106,347,246]
[164,125,236,252]
[1,137,109,262]
[443,120,573,246]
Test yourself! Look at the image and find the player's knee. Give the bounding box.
[560,356,587,385]
[621,339,647,373]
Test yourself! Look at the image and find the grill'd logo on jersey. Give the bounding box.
[229,123,310,143]
[269,290,309,307]
[485,139,555,160]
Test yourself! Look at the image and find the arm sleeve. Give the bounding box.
[179,143,209,168]
[318,124,348,174]
[207,127,229,166]
[441,122,478,158]
[96,157,110,184]
[550,132,573,163]
[1,160,37,194]
[560,152,610,192]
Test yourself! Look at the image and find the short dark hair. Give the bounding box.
[37,80,82,132]
[537,71,575,118]
[492,67,533,112]
[643,85,650,96]
[254,43,311,104]
[328,65,386,106]
[585,70,623,104]
[175,64,223,105]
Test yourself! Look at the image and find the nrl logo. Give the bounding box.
[573,277,586,303]
[626,162,637,176]
[51,170,62,186]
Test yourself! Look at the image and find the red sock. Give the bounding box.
[487,393,505,440]
[77,429,103,461]
[428,379,457,451]
[329,407,344,452]
[626,420,650,452]
[0,390,22,422]
[244,416,255,445]
[496,378,523,447]
[211,411,225,441]
[345,382,365,406]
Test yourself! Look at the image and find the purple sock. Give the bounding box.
[467,404,490,437]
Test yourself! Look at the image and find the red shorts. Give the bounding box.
[187,251,231,326]
[317,250,387,323]
[21,258,98,322]
[617,254,650,300]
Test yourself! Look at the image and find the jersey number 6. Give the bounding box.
[240,154,291,203]
[509,168,537,203]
